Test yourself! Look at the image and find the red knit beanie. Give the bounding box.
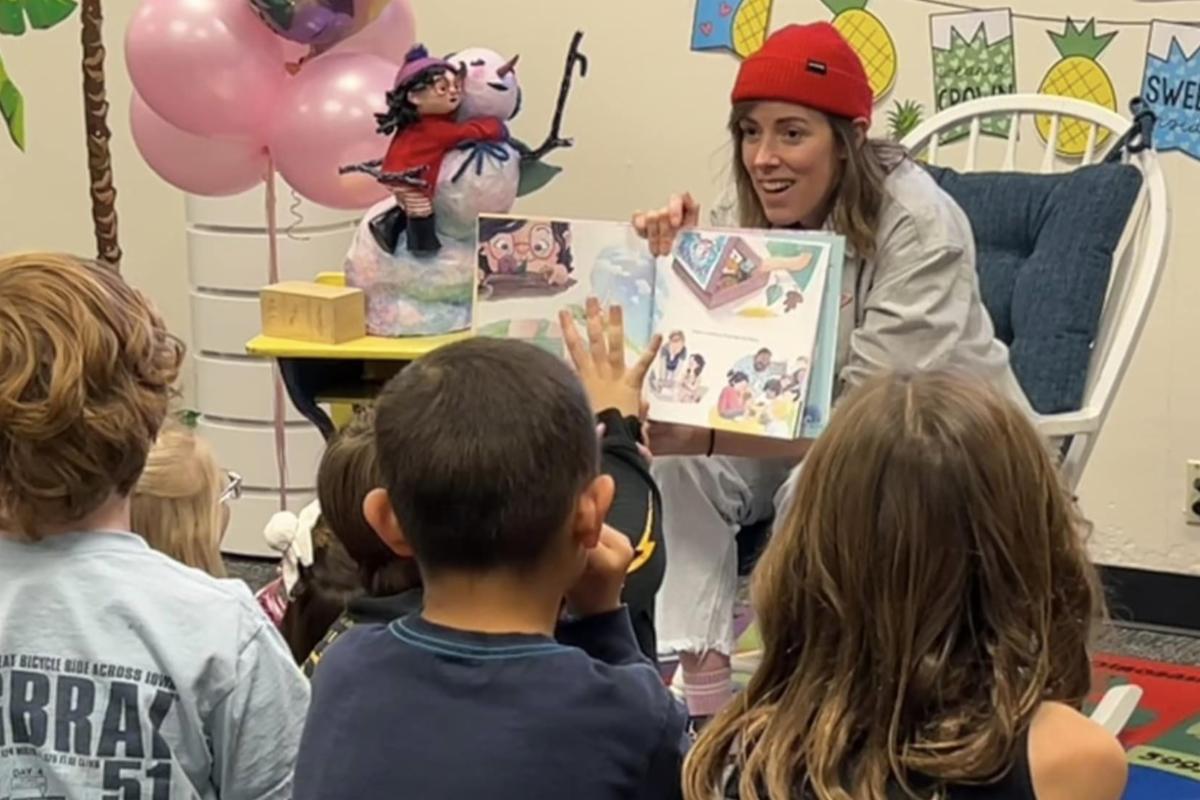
[731,23,872,123]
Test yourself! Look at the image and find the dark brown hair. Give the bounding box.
[729,103,907,258]
[281,407,420,663]
[373,337,597,574]
[685,370,1104,800]
[0,253,184,537]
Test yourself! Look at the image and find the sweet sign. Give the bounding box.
[1142,21,1200,161]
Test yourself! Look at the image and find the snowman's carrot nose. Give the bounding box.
[497,55,520,78]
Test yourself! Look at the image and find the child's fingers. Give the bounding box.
[585,303,607,371]
[630,333,661,388]
[560,310,593,376]
[606,305,625,375]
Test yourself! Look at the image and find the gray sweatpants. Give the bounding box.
[651,455,797,657]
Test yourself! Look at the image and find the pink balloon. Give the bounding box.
[126,0,287,138]
[326,0,414,63]
[131,92,268,196]
[270,53,395,210]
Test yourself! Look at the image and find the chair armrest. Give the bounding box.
[1035,409,1102,438]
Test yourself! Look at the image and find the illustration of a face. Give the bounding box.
[409,72,461,116]
[482,222,568,283]
[754,349,772,372]
[667,332,685,357]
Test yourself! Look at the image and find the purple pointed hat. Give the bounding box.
[394,44,451,88]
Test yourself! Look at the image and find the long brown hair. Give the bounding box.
[684,371,1103,800]
[0,253,184,537]
[729,103,906,258]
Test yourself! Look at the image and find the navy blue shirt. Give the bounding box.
[294,607,688,800]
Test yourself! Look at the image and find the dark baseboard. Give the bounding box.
[1100,564,1200,633]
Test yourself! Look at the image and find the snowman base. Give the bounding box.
[345,200,475,337]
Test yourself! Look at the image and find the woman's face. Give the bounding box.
[738,102,840,228]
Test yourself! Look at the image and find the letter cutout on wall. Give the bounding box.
[691,0,774,60]
[1142,21,1200,161]
[930,9,1017,143]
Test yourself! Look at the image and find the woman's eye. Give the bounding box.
[740,126,759,139]
[784,129,805,141]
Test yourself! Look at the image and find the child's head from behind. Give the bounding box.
[687,370,1103,800]
[131,423,227,577]
[0,254,184,538]
[318,407,418,596]
[366,338,611,586]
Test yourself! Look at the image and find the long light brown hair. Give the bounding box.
[0,253,184,538]
[684,371,1103,800]
[729,103,907,258]
[131,423,227,577]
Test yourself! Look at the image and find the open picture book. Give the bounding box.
[473,214,846,440]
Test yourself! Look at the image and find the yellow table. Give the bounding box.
[247,272,474,436]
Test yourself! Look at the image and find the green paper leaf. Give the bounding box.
[517,160,562,198]
[0,1,25,34]
[0,0,77,34]
[0,51,25,151]
[23,0,77,29]
[766,284,783,306]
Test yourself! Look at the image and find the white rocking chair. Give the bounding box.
[902,95,1170,493]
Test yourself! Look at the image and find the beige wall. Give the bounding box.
[2,0,1198,571]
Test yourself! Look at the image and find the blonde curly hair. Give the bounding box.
[0,253,185,538]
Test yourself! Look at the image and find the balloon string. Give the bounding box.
[285,187,310,242]
[266,156,289,512]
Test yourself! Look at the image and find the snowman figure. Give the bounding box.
[434,48,525,240]
[435,34,587,239]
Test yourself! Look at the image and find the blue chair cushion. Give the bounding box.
[922,163,1143,415]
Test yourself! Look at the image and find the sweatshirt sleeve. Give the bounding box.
[208,620,311,800]
[555,606,649,667]
[598,408,659,558]
[639,700,689,800]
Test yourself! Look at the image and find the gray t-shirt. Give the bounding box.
[0,530,309,799]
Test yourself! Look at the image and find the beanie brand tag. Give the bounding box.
[806,60,828,75]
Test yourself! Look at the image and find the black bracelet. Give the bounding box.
[707,429,716,457]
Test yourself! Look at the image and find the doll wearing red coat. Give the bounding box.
[368,45,506,256]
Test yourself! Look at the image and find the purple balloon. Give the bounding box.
[270,52,394,210]
[249,0,387,49]
[325,0,413,62]
[126,0,287,139]
[130,92,268,196]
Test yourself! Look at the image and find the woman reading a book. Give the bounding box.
[633,22,1031,726]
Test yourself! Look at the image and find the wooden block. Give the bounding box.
[260,282,366,344]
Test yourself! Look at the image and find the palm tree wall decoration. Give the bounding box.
[1,0,121,270]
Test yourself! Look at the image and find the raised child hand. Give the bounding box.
[560,298,661,418]
[566,524,635,618]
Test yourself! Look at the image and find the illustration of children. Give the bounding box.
[654,331,688,390]
[718,371,752,420]
[477,218,575,293]
[676,354,706,403]
[760,379,795,436]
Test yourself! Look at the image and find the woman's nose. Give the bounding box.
[752,141,781,169]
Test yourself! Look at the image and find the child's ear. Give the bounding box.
[572,474,615,550]
[363,488,414,558]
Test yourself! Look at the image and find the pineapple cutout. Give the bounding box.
[732,0,772,58]
[691,0,774,60]
[823,0,896,101]
[887,99,924,141]
[1036,18,1118,158]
